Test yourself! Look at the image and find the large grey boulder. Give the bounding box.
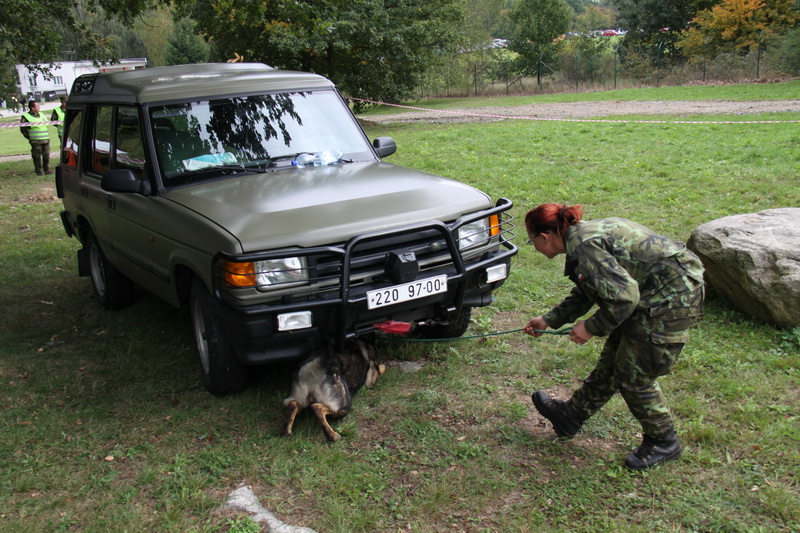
[687,208,800,328]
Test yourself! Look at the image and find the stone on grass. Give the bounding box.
[687,208,800,328]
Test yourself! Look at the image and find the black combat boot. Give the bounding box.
[624,429,682,470]
[531,390,586,438]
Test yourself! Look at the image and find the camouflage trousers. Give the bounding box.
[571,285,704,437]
[30,141,51,174]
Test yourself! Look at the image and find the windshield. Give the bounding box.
[150,90,375,184]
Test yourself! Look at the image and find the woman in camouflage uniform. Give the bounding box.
[523,203,705,470]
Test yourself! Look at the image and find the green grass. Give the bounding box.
[0,114,59,157]
[357,78,800,116]
[1,87,799,531]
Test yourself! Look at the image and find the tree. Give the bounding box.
[177,0,465,107]
[0,0,157,67]
[165,18,209,65]
[134,5,174,67]
[58,5,148,62]
[507,0,573,74]
[778,27,800,74]
[678,0,799,58]
[612,0,717,62]
[574,5,617,32]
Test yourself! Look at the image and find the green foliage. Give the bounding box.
[778,27,800,74]
[178,0,465,107]
[613,0,716,62]
[558,34,614,83]
[508,0,573,73]
[227,517,261,532]
[0,0,158,97]
[0,0,153,67]
[132,6,174,67]
[165,18,209,66]
[574,5,617,32]
[57,5,149,61]
[777,327,800,353]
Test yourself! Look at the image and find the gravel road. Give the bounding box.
[361,99,800,124]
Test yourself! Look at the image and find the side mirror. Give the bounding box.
[373,137,396,158]
[101,169,151,196]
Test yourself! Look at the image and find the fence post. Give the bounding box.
[756,29,764,79]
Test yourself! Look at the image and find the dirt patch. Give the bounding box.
[362,99,800,124]
[0,151,58,164]
[25,183,58,204]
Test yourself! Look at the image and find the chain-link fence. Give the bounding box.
[417,45,790,99]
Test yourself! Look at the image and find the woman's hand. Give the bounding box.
[524,316,549,337]
[569,320,593,344]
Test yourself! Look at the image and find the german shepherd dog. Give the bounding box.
[282,339,384,441]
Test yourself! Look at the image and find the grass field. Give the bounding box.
[1,83,798,532]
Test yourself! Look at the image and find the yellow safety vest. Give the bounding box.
[22,112,50,142]
[52,107,65,138]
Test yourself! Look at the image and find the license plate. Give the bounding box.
[366,275,448,310]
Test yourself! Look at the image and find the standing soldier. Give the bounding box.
[20,100,51,175]
[523,203,705,470]
[51,96,67,144]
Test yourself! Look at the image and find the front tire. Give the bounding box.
[86,231,134,310]
[190,278,249,396]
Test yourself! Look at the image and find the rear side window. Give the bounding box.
[115,107,145,177]
[62,109,82,169]
[90,106,113,175]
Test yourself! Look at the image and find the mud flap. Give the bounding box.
[77,247,90,277]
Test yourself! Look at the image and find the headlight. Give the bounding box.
[457,215,500,250]
[223,257,308,288]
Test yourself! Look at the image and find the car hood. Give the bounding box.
[162,161,491,252]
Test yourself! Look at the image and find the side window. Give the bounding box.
[115,107,145,177]
[91,106,113,175]
[62,108,82,169]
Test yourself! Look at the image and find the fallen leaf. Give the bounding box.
[104,456,115,462]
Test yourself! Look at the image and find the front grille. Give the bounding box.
[216,200,516,303]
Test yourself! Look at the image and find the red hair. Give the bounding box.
[525,203,583,237]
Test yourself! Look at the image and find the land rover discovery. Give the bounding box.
[55,63,517,395]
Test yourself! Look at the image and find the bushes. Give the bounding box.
[778,28,800,75]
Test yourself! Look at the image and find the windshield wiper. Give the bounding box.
[181,164,257,178]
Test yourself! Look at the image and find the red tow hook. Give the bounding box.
[373,320,412,335]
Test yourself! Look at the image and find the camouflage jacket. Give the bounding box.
[543,218,705,337]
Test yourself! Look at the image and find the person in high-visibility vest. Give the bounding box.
[51,96,67,144]
[20,100,51,175]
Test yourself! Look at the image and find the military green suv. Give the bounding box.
[56,63,517,395]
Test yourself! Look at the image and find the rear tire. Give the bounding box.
[413,307,472,339]
[190,278,249,396]
[86,231,134,310]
